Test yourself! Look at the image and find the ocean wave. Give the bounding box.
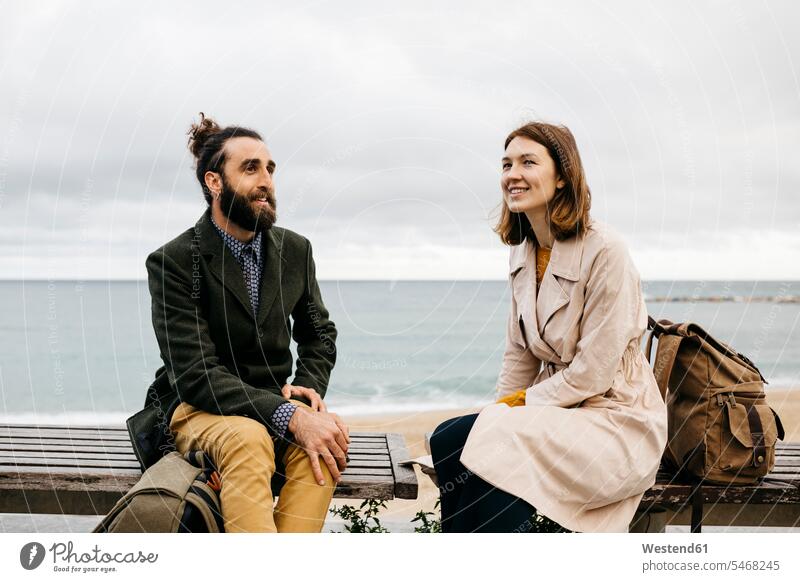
[0,397,491,425]
[325,397,488,416]
[644,295,800,303]
[0,411,131,426]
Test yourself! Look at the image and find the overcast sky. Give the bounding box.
[1,0,798,280]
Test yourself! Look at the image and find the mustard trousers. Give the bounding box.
[169,400,335,533]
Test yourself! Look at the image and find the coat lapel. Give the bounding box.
[195,210,255,320]
[509,239,538,343]
[256,228,287,326]
[536,273,569,332]
[510,239,561,363]
[536,232,584,333]
[508,232,585,363]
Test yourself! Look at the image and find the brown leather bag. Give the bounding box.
[646,316,785,486]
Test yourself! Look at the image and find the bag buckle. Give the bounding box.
[728,393,737,408]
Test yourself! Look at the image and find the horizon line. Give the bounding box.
[2,278,799,283]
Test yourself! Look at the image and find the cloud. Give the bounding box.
[1,0,798,279]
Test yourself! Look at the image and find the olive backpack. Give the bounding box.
[93,450,224,533]
[645,316,785,531]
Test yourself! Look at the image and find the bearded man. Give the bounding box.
[129,113,346,533]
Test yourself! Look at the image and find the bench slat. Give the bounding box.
[330,474,398,483]
[0,437,133,448]
[0,429,386,443]
[0,424,129,431]
[766,472,800,479]
[0,459,393,472]
[0,443,136,454]
[0,465,142,478]
[338,432,386,438]
[0,424,418,514]
[339,468,393,476]
[0,438,393,456]
[339,442,386,450]
[347,454,390,462]
[773,459,800,466]
[0,447,391,464]
[0,457,143,469]
[342,459,392,469]
[0,450,134,460]
[0,429,132,441]
[642,486,800,507]
[655,471,800,481]
[0,464,393,480]
[345,450,390,457]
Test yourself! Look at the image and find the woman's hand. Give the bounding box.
[496,388,527,407]
[281,383,327,412]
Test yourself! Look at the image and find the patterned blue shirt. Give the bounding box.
[211,216,297,438]
[211,218,264,314]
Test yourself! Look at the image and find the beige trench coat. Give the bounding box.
[460,221,667,532]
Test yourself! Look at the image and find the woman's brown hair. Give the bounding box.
[494,122,591,246]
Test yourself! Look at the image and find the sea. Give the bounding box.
[1,279,798,424]
[1,279,799,533]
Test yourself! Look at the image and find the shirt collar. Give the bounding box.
[508,231,584,282]
[210,214,263,266]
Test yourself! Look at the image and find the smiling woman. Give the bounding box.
[429,121,668,533]
[494,122,591,247]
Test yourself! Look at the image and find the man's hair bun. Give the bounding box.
[187,112,221,158]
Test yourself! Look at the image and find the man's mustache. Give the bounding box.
[249,187,276,205]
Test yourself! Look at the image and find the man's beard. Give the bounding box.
[218,176,277,233]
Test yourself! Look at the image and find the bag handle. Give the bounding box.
[772,408,786,441]
[646,317,683,401]
[645,317,658,363]
[645,316,682,362]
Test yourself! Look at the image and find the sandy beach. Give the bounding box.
[341,388,800,524]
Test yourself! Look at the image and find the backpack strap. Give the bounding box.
[182,450,225,532]
[772,408,785,441]
[668,443,706,533]
[689,482,704,533]
[182,483,225,533]
[652,334,683,401]
[747,405,767,468]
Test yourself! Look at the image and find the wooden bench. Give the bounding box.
[630,441,800,532]
[0,424,418,517]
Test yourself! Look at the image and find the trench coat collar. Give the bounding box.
[194,208,285,325]
[507,227,586,359]
[508,229,585,282]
